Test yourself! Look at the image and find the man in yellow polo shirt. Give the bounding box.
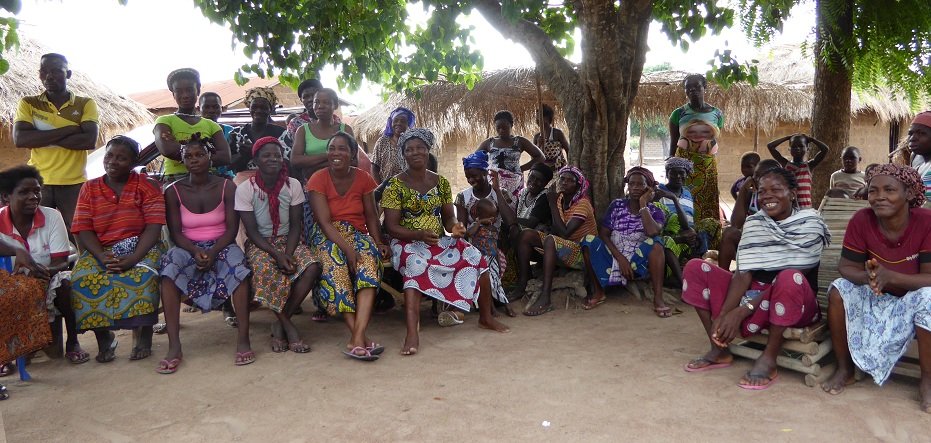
[13,53,99,233]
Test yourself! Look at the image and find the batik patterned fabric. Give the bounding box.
[582,198,665,286]
[160,240,251,312]
[830,278,931,385]
[246,236,316,313]
[380,175,452,237]
[71,237,164,331]
[488,142,524,207]
[310,221,381,314]
[676,149,720,223]
[0,271,52,363]
[390,236,488,312]
[681,260,821,337]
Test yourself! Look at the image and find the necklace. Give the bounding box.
[174,111,200,118]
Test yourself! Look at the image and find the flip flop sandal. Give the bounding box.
[684,357,733,373]
[153,323,167,335]
[96,334,119,363]
[311,311,329,322]
[438,311,464,327]
[0,385,8,400]
[65,349,91,364]
[155,357,182,374]
[738,372,779,390]
[653,306,673,318]
[0,363,12,377]
[234,351,256,366]
[224,316,239,328]
[270,336,289,353]
[523,304,555,317]
[366,342,385,356]
[583,297,606,310]
[343,346,378,361]
[288,341,312,354]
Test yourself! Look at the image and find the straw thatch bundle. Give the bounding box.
[353,44,922,146]
[0,37,153,144]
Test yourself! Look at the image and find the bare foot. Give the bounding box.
[821,366,856,395]
[920,376,931,413]
[503,304,518,317]
[739,356,778,389]
[478,317,511,333]
[401,333,419,356]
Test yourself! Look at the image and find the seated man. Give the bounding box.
[826,146,866,199]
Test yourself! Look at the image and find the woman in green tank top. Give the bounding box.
[291,88,354,182]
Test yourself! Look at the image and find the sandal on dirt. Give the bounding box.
[288,340,311,354]
[270,336,289,353]
[738,371,779,390]
[153,323,167,335]
[129,347,152,361]
[96,333,118,363]
[653,305,673,318]
[234,351,256,366]
[155,357,182,374]
[523,303,555,317]
[311,310,329,322]
[438,311,464,327]
[224,316,239,328]
[0,385,8,400]
[0,363,12,377]
[367,342,385,356]
[65,348,91,364]
[343,346,378,361]
[583,297,606,310]
[684,357,733,373]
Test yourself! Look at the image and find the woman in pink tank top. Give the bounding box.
[158,135,254,374]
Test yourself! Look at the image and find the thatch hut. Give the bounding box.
[354,44,922,192]
[0,37,153,169]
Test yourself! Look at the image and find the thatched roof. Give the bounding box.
[353,44,922,146]
[0,37,153,139]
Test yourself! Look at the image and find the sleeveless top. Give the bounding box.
[785,162,813,209]
[487,137,522,174]
[174,179,229,242]
[303,123,346,156]
[542,128,566,170]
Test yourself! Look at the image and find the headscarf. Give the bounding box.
[557,165,590,206]
[529,162,554,183]
[398,128,435,154]
[624,166,657,187]
[665,157,693,175]
[383,107,416,137]
[866,163,926,208]
[462,151,489,171]
[166,68,200,91]
[244,86,278,109]
[252,136,290,236]
[912,111,931,129]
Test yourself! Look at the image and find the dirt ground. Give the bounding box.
[1,290,928,442]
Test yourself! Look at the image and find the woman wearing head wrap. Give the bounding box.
[477,110,546,208]
[681,167,828,390]
[236,137,319,354]
[907,110,931,199]
[513,165,598,316]
[307,132,390,361]
[228,87,285,175]
[454,150,519,317]
[668,74,725,225]
[655,157,716,281]
[159,135,253,373]
[371,107,416,183]
[153,68,232,180]
[821,164,931,411]
[71,137,166,362]
[580,167,669,314]
[382,128,510,355]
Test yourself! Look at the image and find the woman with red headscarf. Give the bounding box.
[236,137,319,354]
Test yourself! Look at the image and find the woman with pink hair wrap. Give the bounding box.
[821,163,931,413]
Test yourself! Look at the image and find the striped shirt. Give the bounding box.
[658,184,695,226]
[71,172,166,246]
[736,209,829,273]
[785,162,813,209]
[557,195,598,242]
[915,158,931,200]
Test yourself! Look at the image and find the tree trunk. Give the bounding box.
[475,0,653,214]
[810,0,854,203]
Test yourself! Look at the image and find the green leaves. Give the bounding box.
[706,48,759,88]
[0,16,19,75]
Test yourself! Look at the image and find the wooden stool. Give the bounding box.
[728,321,836,386]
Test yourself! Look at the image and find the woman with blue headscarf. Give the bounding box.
[371,107,415,183]
[455,151,518,316]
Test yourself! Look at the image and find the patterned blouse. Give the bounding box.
[602,198,666,261]
[371,135,407,180]
[381,175,452,237]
